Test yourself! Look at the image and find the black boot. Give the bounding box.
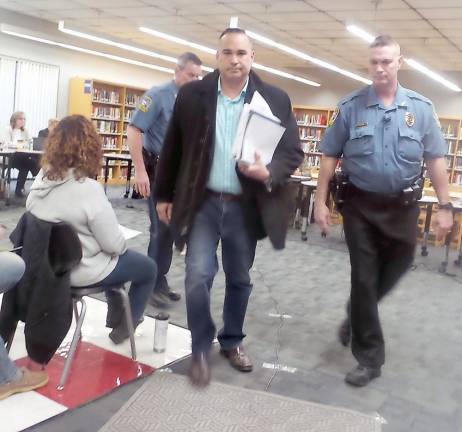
[105,290,124,328]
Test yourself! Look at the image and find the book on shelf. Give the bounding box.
[92,88,120,104]
[295,113,328,126]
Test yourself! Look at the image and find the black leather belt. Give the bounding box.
[207,189,242,201]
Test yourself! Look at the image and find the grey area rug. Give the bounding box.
[99,372,382,432]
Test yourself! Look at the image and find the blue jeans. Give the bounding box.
[185,195,257,353]
[0,252,25,384]
[85,250,157,323]
[148,195,173,292]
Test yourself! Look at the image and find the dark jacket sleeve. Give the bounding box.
[154,90,184,203]
[267,92,304,189]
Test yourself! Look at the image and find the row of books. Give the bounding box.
[102,136,118,149]
[299,128,322,140]
[92,107,121,120]
[93,88,120,104]
[93,120,119,134]
[125,93,142,106]
[295,113,328,126]
[452,174,462,185]
[301,142,319,153]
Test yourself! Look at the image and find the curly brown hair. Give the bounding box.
[42,115,102,181]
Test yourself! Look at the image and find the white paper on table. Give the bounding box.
[119,224,141,240]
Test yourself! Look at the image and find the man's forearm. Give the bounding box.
[426,157,450,203]
[315,156,338,204]
[127,126,146,172]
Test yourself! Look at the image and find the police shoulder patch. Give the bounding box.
[432,105,441,128]
[328,106,340,127]
[138,95,153,113]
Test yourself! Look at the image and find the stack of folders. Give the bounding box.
[232,91,286,166]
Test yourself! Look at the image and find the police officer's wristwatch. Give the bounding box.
[438,202,454,213]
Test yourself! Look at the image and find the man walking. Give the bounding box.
[155,28,303,386]
[128,52,202,306]
[315,35,453,386]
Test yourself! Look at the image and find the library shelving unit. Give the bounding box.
[292,105,334,176]
[68,78,146,184]
[439,117,462,185]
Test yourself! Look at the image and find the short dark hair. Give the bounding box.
[219,27,247,39]
[177,52,202,69]
[369,35,399,50]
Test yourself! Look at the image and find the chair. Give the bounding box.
[4,219,137,391]
[57,284,137,390]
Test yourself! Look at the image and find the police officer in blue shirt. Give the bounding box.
[128,52,202,306]
[315,35,453,387]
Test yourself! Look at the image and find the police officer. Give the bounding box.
[314,35,453,387]
[128,52,202,306]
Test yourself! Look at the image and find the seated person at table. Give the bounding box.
[26,115,157,343]
[38,118,59,138]
[2,111,41,198]
[0,235,49,400]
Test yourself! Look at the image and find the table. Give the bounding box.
[102,153,133,198]
[0,149,43,206]
[300,180,318,241]
[418,194,462,273]
[290,174,311,229]
[418,195,439,257]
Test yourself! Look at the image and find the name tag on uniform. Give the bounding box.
[355,122,368,128]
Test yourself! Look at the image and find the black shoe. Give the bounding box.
[167,290,181,301]
[105,293,124,328]
[148,290,170,307]
[345,365,381,387]
[188,352,211,387]
[109,317,142,345]
[338,318,351,347]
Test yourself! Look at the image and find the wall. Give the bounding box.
[1,7,462,117]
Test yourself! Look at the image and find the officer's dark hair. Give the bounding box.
[369,35,400,52]
[219,27,247,39]
[177,52,202,69]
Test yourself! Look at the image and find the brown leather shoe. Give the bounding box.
[188,352,211,387]
[220,346,253,372]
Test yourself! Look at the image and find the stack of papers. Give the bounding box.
[232,91,286,166]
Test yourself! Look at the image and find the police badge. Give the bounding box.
[405,112,415,127]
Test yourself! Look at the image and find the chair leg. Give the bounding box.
[116,287,137,361]
[57,297,87,391]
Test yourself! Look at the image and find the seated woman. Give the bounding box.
[2,111,40,198]
[26,115,157,344]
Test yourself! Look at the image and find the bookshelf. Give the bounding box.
[292,106,335,176]
[68,78,146,184]
[439,117,462,185]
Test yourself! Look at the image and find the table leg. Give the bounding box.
[124,160,132,198]
[5,155,11,206]
[104,157,110,194]
[439,222,455,273]
[293,182,303,229]
[300,187,313,241]
[421,203,433,257]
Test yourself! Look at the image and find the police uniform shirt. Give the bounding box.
[130,80,178,156]
[320,85,447,194]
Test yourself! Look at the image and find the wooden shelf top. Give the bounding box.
[92,99,123,107]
